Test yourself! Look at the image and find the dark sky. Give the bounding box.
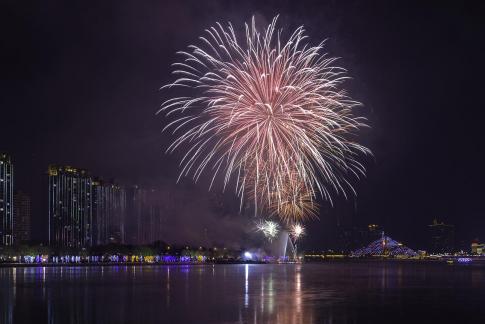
[1,0,484,250]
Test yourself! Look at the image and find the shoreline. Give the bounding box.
[0,261,268,268]
[1,258,483,268]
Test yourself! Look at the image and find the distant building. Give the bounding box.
[428,219,454,254]
[126,186,163,245]
[0,153,14,246]
[338,224,383,252]
[13,190,31,244]
[47,165,167,247]
[48,165,93,248]
[92,179,126,245]
[471,240,484,255]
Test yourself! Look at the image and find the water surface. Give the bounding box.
[1,261,484,323]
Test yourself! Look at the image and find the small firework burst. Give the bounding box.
[256,220,280,241]
[289,223,305,241]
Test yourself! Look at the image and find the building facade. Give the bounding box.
[0,153,14,246]
[13,190,31,244]
[48,166,93,248]
[92,179,126,245]
[125,186,164,245]
[47,165,166,247]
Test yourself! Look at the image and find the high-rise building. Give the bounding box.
[428,219,455,254]
[0,153,14,246]
[126,186,144,245]
[92,179,126,245]
[337,224,383,253]
[126,186,163,245]
[13,190,31,244]
[48,165,93,248]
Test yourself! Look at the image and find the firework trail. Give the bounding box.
[160,16,370,219]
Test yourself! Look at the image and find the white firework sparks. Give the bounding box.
[256,220,280,241]
[289,223,305,241]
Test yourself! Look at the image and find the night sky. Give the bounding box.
[1,0,484,250]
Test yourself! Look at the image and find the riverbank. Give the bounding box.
[1,257,484,268]
[0,260,271,268]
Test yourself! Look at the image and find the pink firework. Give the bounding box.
[159,16,370,217]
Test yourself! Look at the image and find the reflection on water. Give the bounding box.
[1,262,485,323]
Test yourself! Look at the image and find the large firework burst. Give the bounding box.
[160,16,370,218]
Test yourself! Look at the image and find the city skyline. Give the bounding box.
[0,152,478,254]
[2,158,172,248]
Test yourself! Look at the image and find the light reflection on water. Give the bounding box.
[0,262,484,324]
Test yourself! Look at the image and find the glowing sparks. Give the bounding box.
[256,220,280,241]
[160,16,370,221]
[289,223,305,241]
[269,172,319,223]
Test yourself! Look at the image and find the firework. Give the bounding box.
[160,16,370,217]
[289,223,305,241]
[247,171,318,223]
[271,188,318,223]
[266,171,319,223]
[256,220,280,241]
